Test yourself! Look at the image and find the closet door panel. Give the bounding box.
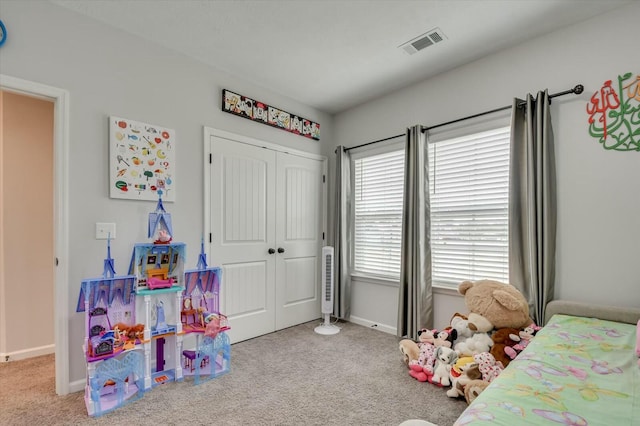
[275,152,323,329]
[210,136,276,343]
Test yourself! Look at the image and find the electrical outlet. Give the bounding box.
[96,222,116,239]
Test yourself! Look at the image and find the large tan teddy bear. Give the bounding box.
[458,279,531,333]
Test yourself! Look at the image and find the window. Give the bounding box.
[353,149,404,279]
[352,126,510,287]
[429,126,510,287]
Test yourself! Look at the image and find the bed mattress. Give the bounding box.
[454,314,640,425]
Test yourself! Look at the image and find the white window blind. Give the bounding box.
[353,150,405,279]
[428,126,510,287]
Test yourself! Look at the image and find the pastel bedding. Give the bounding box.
[454,314,640,425]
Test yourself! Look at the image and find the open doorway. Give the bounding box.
[0,75,70,395]
[0,90,54,360]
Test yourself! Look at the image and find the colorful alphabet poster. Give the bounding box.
[109,116,175,201]
[587,72,640,151]
[222,89,320,140]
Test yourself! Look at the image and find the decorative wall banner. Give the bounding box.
[222,89,320,140]
[587,72,640,151]
[109,116,175,201]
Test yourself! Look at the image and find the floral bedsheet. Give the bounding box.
[454,314,640,425]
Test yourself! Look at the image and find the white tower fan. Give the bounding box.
[315,246,340,335]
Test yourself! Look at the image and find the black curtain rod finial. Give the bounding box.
[574,84,584,95]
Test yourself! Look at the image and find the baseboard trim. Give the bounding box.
[348,316,396,335]
[68,379,85,393]
[0,344,55,363]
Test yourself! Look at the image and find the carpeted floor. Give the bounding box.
[0,320,467,425]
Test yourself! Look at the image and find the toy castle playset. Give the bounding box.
[76,197,230,417]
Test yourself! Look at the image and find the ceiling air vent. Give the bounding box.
[399,27,446,55]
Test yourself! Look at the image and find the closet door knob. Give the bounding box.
[268,248,275,254]
[277,247,285,253]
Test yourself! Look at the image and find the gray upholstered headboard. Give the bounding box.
[545,300,640,325]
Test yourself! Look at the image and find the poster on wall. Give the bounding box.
[109,116,176,201]
[587,71,640,151]
[221,89,320,140]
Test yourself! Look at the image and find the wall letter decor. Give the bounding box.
[587,72,640,151]
[222,89,320,140]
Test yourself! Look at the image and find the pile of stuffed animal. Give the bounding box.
[399,279,542,405]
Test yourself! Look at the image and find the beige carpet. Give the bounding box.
[0,321,467,425]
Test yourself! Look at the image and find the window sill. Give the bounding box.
[350,274,462,296]
[432,285,461,297]
[350,273,399,288]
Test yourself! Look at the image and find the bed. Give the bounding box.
[454,300,640,426]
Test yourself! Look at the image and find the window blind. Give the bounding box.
[353,150,405,278]
[428,126,510,286]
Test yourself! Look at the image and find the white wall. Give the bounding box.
[0,1,333,385]
[325,2,640,332]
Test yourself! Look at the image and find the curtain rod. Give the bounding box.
[344,84,583,152]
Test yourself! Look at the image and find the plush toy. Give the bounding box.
[454,332,493,357]
[464,379,490,405]
[417,328,436,345]
[473,351,504,383]
[490,327,521,367]
[399,328,436,365]
[514,323,541,342]
[432,346,459,386]
[399,339,420,366]
[446,357,481,398]
[450,313,474,344]
[434,329,457,348]
[458,279,531,333]
[408,329,441,381]
[408,343,437,382]
[504,323,541,360]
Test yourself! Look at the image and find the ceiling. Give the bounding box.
[50,0,630,114]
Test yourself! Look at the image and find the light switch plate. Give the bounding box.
[96,222,116,239]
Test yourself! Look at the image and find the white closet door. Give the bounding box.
[210,136,277,343]
[275,152,323,329]
[209,133,324,343]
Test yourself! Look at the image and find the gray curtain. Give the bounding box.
[397,125,433,338]
[509,90,557,325]
[333,146,352,319]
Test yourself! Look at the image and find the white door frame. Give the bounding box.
[0,74,70,395]
[203,127,328,308]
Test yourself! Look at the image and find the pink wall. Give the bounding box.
[0,90,54,355]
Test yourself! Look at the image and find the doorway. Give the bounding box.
[1,90,54,360]
[0,75,70,395]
